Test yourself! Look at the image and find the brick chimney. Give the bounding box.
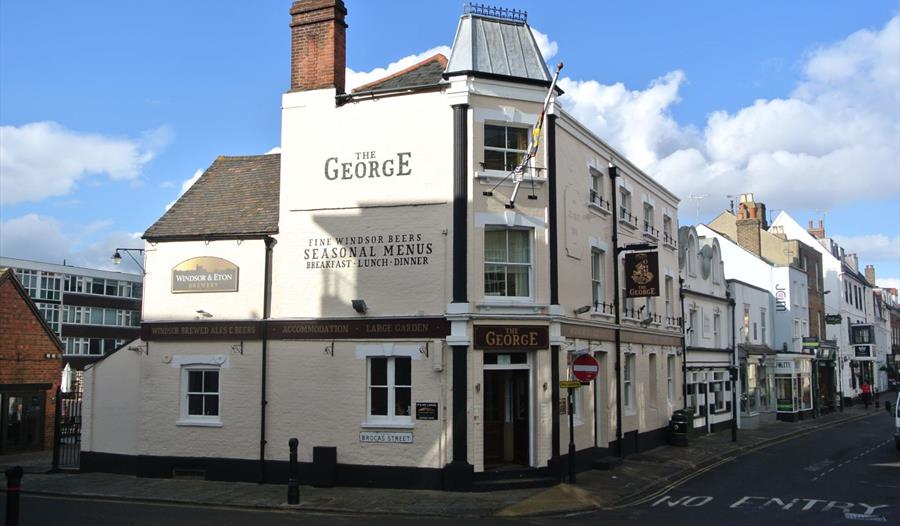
[865,264,876,286]
[290,0,347,94]
[735,193,766,256]
[807,219,825,239]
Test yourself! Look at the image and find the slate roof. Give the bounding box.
[445,14,551,83]
[352,54,448,93]
[144,154,280,240]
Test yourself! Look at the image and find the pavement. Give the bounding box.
[2,398,894,519]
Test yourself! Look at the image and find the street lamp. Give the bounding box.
[111,248,145,272]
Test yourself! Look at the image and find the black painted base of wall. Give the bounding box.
[81,452,443,490]
[776,410,813,422]
[608,426,669,456]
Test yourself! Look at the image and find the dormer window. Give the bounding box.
[484,124,529,172]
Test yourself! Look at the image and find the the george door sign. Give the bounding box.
[572,354,599,382]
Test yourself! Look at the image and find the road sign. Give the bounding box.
[572,354,599,382]
[560,380,582,389]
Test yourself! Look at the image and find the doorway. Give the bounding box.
[1,391,45,454]
[483,369,530,467]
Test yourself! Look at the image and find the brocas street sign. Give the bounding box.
[624,251,660,298]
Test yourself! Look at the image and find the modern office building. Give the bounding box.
[0,257,142,377]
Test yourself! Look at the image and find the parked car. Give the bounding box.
[895,392,900,451]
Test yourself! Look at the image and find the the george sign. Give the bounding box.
[560,380,582,389]
[324,151,412,181]
[474,325,549,350]
[172,257,239,293]
[415,402,438,421]
[572,354,600,382]
[824,314,842,325]
[359,431,413,444]
[624,251,659,297]
[268,317,449,340]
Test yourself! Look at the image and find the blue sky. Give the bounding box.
[1,1,898,285]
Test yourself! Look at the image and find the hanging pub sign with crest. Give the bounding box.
[624,251,659,297]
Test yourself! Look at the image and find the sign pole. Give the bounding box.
[567,387,576,483]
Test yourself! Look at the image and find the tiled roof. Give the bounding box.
[446,14,551,83]
[144,154,280,240]
[352,54,448,93]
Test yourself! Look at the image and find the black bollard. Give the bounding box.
[287,438,299,505]
[5,466,24,526]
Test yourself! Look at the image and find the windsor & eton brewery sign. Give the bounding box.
[172,257,239,293]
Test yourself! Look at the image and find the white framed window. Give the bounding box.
[483,124,529,172]
[643,202,656,238]
[793,318,802,350]
[645,297,655,319]
[686,239,696,276]
[179,367,221,426]
[591,248,604,309]
[367,356,412,426]
[589,167,604,207]
[742,303,751,343]
[665,276,674,320]
[688,308,699,345]
[667,356,675,402]
[713,313,721,348]
[619,187,635,227]
[624,354,636,414]
[36,303,61,334]
[663,215,674,245]
[648,353,658,402]
[484,228,531,298]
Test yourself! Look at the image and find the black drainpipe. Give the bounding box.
[609,165,623,456]
[680,278,688,411]
[729,294,737,441]
[548,114,561,469]
[259,235,276,483]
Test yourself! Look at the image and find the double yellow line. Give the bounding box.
[606,411,879,510]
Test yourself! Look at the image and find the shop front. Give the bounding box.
[814,341,838,414]
[474,325,547,470]
[774,355,814,421]
[738,344,776,429]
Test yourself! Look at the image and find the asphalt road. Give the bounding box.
[579,408,900,526]
[2,410,897,525]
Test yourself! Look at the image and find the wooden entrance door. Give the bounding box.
[483,370,530,467]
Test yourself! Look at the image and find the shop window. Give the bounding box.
[483,124,529,172]
[367,357,412,425]
[711,372,727,412]
[624,354,635,414]
[484,228,531,298]
[179,367,221,426]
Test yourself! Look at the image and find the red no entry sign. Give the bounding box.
[572,354,599,382]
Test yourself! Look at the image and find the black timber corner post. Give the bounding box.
[444,103,474,490]
[548,113,563,479]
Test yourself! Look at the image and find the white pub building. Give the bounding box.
[82,1,683,490]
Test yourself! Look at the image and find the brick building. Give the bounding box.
[0,268,64,453]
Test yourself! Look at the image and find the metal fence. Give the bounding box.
[53,389,82,470]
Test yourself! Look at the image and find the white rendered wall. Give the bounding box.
[82,342,142,455]
[143,239,266,321]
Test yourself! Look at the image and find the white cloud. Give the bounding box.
[832,234,900,262]
[877,277,900,291]
[165,168,203,211]
[556,16,900,215]
[531,28,558,61]
[0,122,172,204]
[0,214,144,274]
[346,46,451,91]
